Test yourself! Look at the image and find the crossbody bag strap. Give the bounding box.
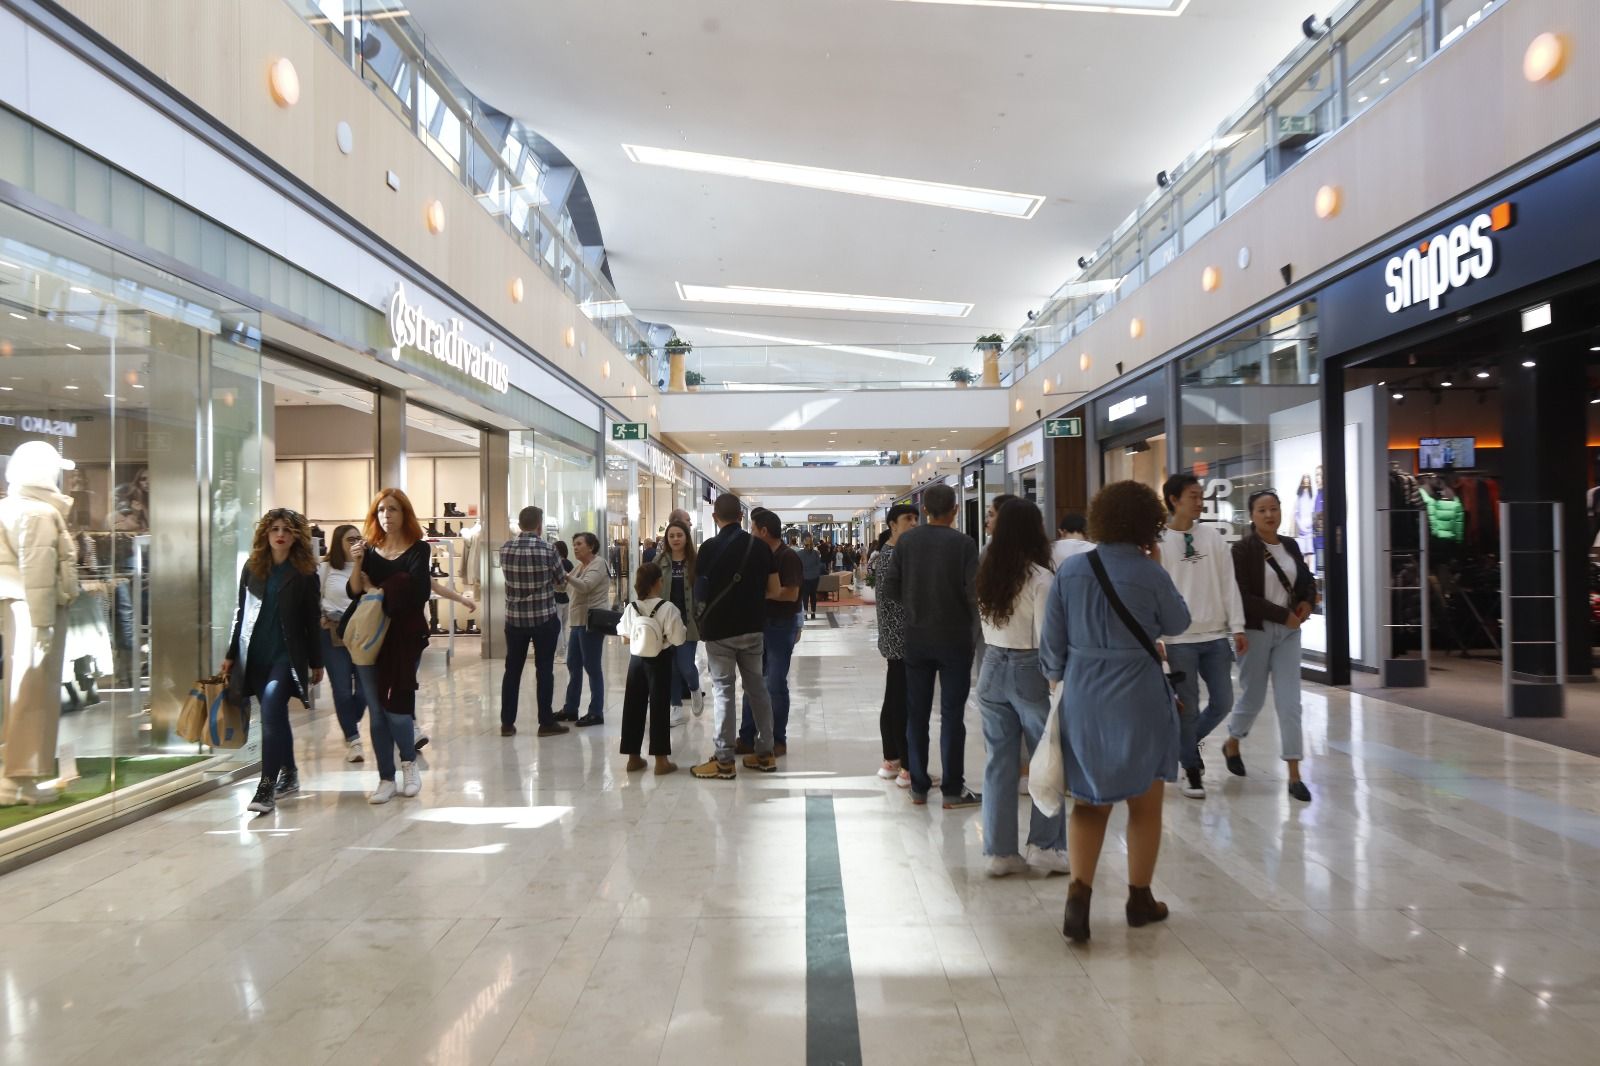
[1262,545,1298,600]
[1086,550,1164,672]
[699,533,756,620]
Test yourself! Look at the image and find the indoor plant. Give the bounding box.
[948,366,977,387]
[974,333,1005,352]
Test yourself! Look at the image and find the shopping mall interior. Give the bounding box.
[0,0,1598,1063]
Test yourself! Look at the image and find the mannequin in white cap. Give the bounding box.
[0,441,80,806]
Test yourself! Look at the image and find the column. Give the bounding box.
[374,383,406,491]
[479,429,510,659]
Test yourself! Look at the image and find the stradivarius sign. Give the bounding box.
[387,284,511,394]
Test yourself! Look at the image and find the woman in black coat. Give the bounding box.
[224,508,324,816]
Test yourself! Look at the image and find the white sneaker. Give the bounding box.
[400,761,422,797]
[670,706,686,728]
[876,761,900,780]
[345,738,364,764]
[1025,845,1071,875]
[368,779,397,804]
[692,689,705,717]
[895,769,911,789]
[986,854,1029,878]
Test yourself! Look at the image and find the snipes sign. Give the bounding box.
[387,284,511,394]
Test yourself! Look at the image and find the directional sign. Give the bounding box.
[806,513,835,523]
[1045,417,1082,438]
[610,422,648,441]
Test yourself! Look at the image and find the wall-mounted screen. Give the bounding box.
[1418,436,1474,470]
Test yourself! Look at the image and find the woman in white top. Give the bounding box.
[975,498,1069,877]
[619,562,688,776]
[319,524,368,762]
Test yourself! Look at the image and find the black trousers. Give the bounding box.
[880,657,906,762]
[620,649,674,756]
[801,578,820,615]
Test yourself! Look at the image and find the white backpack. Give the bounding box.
[622,599,671,657]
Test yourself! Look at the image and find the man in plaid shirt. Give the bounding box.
[499,505,569,738]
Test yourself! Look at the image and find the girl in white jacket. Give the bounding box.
[619,562,687,776]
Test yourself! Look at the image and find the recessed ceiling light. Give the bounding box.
[1440,380,1453,387]
[63,384,78,390]
[1476,370,1490,379]
[888,0,1191,15]
[1522,360,1537,368]
[679,283,971,319]
[103,393,116,399]
[65,343,81,351]
[70,286,91,295]
[0,386,11,392]
[623,144,1043,218]
[131,382,145,389]
[7,312,24,320]
[703,328,939,367]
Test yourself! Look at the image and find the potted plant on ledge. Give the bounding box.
[684,369,705,390]
[948,366,977,388]
[974,333,1005,353]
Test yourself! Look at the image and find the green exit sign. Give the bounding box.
[611,422,648,441]
[1045,417,1082,438]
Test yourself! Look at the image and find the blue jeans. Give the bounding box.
[503,615,562,727]
[740,614,800,746]
[1165,637,1236,771]
[319,628,366,741]
[357,664,417,781]
[1229,621,1304,761]
[671,640,700,705]
[562,626,607,719]
[903,638,973,797]
[256,659,298,782]
[977,647,1064,856]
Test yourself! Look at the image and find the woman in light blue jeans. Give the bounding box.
[975,498,1068,876]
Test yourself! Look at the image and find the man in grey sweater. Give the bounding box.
[879,482,981,809]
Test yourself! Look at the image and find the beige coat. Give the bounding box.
[0,486,78,781]
[564,556,611,628]
[0,485,79,621]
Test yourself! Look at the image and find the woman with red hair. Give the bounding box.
[347,488,431,804]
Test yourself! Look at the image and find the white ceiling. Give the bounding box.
[408,0,1305,380]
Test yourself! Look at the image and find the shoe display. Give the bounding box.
[345,738,364,763]
[274,768,299,797]
[1063,880,1093,943]
[247,778,276,814]
[400,761,422,797]
[1025,845,1071,875]
[742,753,778,773]
[1181,766,1205,799]
[942,789,981,810]
[691,758,736,780]
[1288,780,1313,803]
[443,502,464,517]
[369,780,397,805]
[986,854,1029,878]
[575,714,604,727]
[537,724,570,737]
[1126,884,1170,928]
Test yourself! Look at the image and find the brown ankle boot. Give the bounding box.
[1126,885,1169,927]
[1062,879,1092,943]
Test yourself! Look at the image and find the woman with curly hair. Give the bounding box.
[223,508,324,816]
[1040,480,1189,942]
[347,488,432,804]
[975,498,1068,877]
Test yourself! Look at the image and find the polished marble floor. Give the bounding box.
[3,608,1600,1065]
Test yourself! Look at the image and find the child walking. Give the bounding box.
[619,562,687,775]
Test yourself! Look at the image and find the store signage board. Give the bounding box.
[387,284,511,393]
[1045,417,1082,438]
[611,422,649,441]
[1320,149,1600,357]
[807,513,834,523]
[1006,427,1045,472]
[0,415,77,438]
[1108,395,1148,421]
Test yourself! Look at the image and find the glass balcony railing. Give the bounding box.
[284,0,663,386]
[667,343,1010,392]
[1005,0,1505,387]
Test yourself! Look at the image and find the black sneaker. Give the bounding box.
[943,789,982,810]
[1288,780,1312,803]
[574,714,604,727]
[1180,766,1205,799]
[247,778,276,814]
[555,710,579,723]
[537,723,570,737]
[1224,746,1247,777]
[274,768,299,797]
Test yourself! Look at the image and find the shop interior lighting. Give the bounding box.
[1521,302,1552,332]
[1522,359,1537,368]
[624,145,1043,219]
[887,0,1193,15]
[678,283,971,318]
[1476,370,1490,378]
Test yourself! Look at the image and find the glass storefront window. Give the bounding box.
[1178,302,1331,654]
[0,201,261,845]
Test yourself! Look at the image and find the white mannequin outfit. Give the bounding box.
[0,442,80,805]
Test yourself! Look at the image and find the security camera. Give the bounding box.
[1026,310,1037,321]
[1302,14,1329,38]
[1156,170,1171,189]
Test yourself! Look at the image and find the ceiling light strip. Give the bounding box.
[703,328,936,366]
[887,0,1190,14]
[677,283,972,318]
[624,145,1042,219]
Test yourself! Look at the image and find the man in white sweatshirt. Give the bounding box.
[1159,473,1247,800]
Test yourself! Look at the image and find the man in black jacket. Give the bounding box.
[879,483,981,809]
[691,493,777,779]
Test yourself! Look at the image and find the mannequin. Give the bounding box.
[0,441,81,805]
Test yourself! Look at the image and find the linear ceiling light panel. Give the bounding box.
[704,328,936,366]
[678,283,972,318]
[623,145,1043,219]
[888,0,1189,13]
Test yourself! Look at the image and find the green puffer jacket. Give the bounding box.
[1422,490,1464,542]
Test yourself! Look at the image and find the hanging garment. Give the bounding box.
[1421,488,1465,542]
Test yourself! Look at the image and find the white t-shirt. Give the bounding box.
[1263,540,1297,609]
[1051,537,1095,568]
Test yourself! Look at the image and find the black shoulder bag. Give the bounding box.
[1086,550,1185,705]
[695,532,756,629]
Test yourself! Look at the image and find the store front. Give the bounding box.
[1095,370,1169,499]
[1318,145,1600,715]
[1005,427,1045,507]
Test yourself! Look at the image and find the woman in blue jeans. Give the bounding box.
[318,524,367,763]
[223,508,323,816]
[974,499,1068,876]
[558,532,611,725]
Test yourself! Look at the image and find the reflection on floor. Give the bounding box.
[1,608,1599,1065]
